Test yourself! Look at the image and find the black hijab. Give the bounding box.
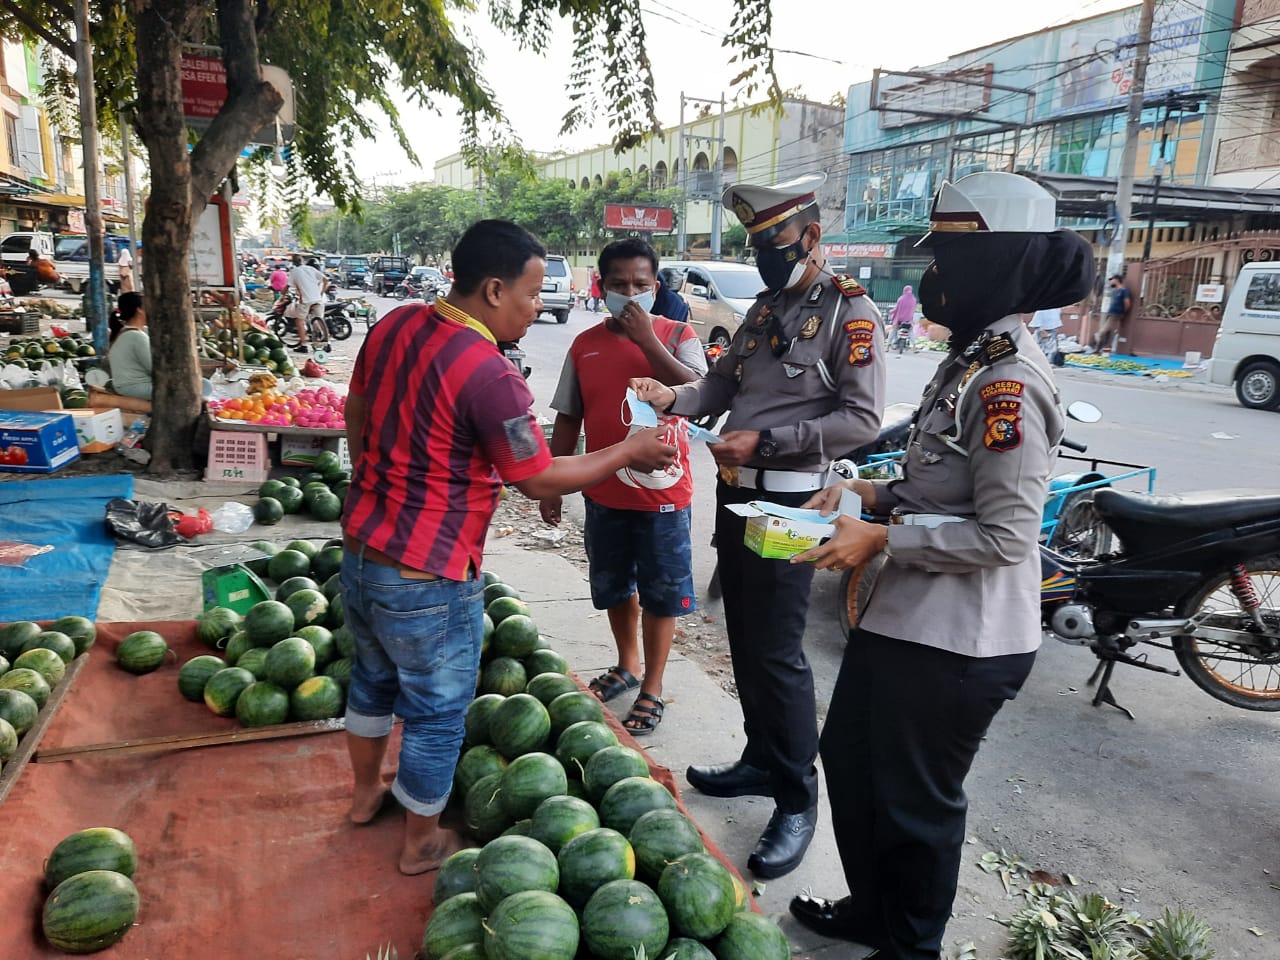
[918,230,1096,348]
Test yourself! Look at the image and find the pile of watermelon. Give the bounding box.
[420,574,789,960]
[0,617,97,775]
[39,827,141,954]
[253,456,348,526]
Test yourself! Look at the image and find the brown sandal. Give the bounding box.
[589,666,639,703]
[623,692,665,736]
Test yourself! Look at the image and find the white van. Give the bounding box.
[664,260,764,350]
[1206,262,1280,409]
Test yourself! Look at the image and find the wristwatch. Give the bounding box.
[756,429,778,459]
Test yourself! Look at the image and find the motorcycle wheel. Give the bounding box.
[328,314,353,341]
[1048,491,1114,558]
[1172,560,1280,711]
[837,553,889,638]
[269,315,291,341]
[394,287,407,300]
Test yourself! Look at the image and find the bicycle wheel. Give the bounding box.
[1172,561,1280,711]
[1048,492,1114,558]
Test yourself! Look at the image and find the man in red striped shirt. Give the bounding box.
[341,219,676,875]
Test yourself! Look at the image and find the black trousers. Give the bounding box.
[714,479,819,814]
[822,628,1035,960]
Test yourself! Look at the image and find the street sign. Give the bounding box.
[604,204,675,232]
[1195,283,1225,303]
[180,52,296,146]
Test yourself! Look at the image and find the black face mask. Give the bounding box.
[917,263,951,328]
[755,235,809,292]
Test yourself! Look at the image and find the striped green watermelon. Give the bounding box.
[223,630,254,664]
[657,852,736,940]
[499,751,568,820]
[473,834,559,911]
[582,879,669,960]
[554,720,618,776]
[13,648,66,687]
[599,776,676,835]
[490,693,551,759]
[42,870,140,954]
[713,912,789,960]
[310,546,344,582]
[493,614,540,658]
[45,828,138,890]
[501,819,533,838]
[463,693,504,746]
[322,573,343,601]
[0,716,17,761]
[290,676,345,720]
[0,621,41,659]
[115,631,168,675]
[323,657,352,689]
[49,616,97,657]
[480,570,502,587]
[486,595,529,626]
[203,667,256,717]
[276,575,320,601]
[325,593,345,628]
[294,625,334,665]
[235,647,269,680]
[333,624,357,660]
[659,938,716,959]
[267,548,311,582]
[529,795,599,855]
[455,744,508,800]
[236,681,290,727]
[439,944,484,960]
[583,745,650,803]
[525,672,577,706]
[481,613,494,658]
[556,827,636,910]
[178,655,226,701]
[432,847,481,904]
[0,688,39,735]
[243,600,295,647]
[463,772,510,841]
[196,607,241,649]
[483,889,579,960]
[421,890,485,960]
[547,691,603,740]
[264,637,315,687]
[0,667,50,707]
[524,648,569,677]
[22,630,76,664]
[484,582,521,605]
[285,589,329,629]
[480,657,527,697]
[630,809,705,883]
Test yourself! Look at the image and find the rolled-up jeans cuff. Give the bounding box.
[344,707,394,738]
[392,779,450,817]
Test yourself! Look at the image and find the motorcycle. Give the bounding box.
[392,278,428,301]
[891,321,913,355]
[268,293,355,344]
[498,340,530,379]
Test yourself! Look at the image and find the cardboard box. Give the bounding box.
[727,490,861,559]
[0,387,63,412]
[0,410,81,473]
[51,406,124,454]
[280,435,351,471]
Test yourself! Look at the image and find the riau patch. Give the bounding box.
[979,380,1024,402]
[833,274,868,298]
[844,317,876,366]
[983,397,1022,452]
[799,316,822,339]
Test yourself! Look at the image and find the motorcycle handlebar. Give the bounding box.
[1061,437,1088,453]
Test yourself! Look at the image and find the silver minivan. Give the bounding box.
[539,255,574,324]
[665,260,764,350]
[1206,262,1280,409]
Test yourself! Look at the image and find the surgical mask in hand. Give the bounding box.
[605,289,655,317]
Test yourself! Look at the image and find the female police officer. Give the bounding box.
[786,172,1095,960]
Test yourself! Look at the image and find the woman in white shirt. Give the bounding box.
[108,292,152,400]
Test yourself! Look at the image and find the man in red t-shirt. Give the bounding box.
[342,220,677,876]
[541,239,707,736]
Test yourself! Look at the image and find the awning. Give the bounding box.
[26,192,88,208]
[1019,172,1280,220]
[0,173,37,196]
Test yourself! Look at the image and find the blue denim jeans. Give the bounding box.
[340,552,482,816]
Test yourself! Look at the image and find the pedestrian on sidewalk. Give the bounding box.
[589,268,603,312]
[540,239,707,736]
[1091,274,1131,353]
[340,219,677,877]
[1028,306,1063,359]
[632,173,886,881]
[788,171,1094,959]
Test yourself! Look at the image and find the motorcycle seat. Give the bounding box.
[1094,488,1280,533]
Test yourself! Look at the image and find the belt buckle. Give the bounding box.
[719,465,740,487]
[890,514,904,525]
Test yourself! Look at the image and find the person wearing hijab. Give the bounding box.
[786,172,1095,960]
[889,284,916,329]
[108,292,153,400]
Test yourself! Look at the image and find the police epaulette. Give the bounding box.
[832,274,867,298]
[982,333,1018,363]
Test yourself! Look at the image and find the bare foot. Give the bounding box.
[348,786,389,825]
[399,827,464,876]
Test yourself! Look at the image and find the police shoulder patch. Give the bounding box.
[980,379,1024,452]
[833,274,867,298]
[843,316,877,366]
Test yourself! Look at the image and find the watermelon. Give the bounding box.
[658,852,736,940]
[0,667,50,707]
[285,588,329,629]
[259,479,287,500]
[326,593,346,628]
[486,595,530,626]
[314,450,343,478]
[582,879,669,960]
[480,658,527,697]
[547,690,604,739]
[556,827,636,910]
[729,872,750,913]
[278,475,301,488]
[502,819,533,838]
[660,939,716,959]
[483,889,579,960]
[310,491,343,522]
[630,809,704,883]
[294,625,335,665]
[0,654,8,678]
[499,751,568,820]
[321,573,343,601]
[45,828,138,889]
[463,772,510,841]
[275,576,320,601]
[244,600,296,646]
[713,912,789,960]
[246,540,279,575]
[524,648,569,677]
[290,676,345,720]
[253,497,285,525]
[525,672,576,707]
[235,647,269,680]
[439,944,484,960]
[481,614,494,658]
[599,776,677,835]
[473,834,559,911]
[13,648,66,687]
[204,667,256,716]
[463,693,505,746]
[268,548,312,583]
[178,655,227,701]
[493,614,540,658]
[310,546,344,582]
[323,657,353,689]
[49,616,97,656]
[42,870,140,954]
[432,847,481,904]
[565,779,588,801]
[0,716,16,760]
[554,720,618,777]
[236,681,290,726]
[223,630,254,664]
[0,620,41,659]
[265,637,316,687]
[455,744,508,799]
[481,570,502,587]
[333,624,357,660]
[0,688,39,735]
[22,630,76,664]
[196,607,242,649]
[530,794,599,855]
[274,486,304,515]
[484,582,521,605]
[490,693,551,759]
[422,890,485,960]
[286,539,319,559]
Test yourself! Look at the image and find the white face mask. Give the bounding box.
[605,289,655,317]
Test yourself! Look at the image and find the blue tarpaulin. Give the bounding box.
[0,474,134,621]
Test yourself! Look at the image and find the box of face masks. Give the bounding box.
[726,489,861,559]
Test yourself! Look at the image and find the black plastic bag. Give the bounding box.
[105,498,185,549]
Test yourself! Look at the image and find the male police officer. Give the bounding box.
[632,173,886,879]
[788,172,1094,958]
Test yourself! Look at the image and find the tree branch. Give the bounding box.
[2,3,74,58]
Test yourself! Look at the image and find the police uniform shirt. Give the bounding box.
[860,316,1063,657]
[668,276,886,470]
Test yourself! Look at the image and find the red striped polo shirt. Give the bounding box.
[342,301,551,579]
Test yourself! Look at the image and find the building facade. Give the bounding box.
[1210,0,1280,190]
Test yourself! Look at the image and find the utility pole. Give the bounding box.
[710,94,726,259]
[120,112,139,290]
[675,94,687,257]
[1105,0,1156,286]
[74,0,107,351]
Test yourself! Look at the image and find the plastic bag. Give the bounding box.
[104,498,184,549]
[170,508,214,539]
[0,540,54,566]
[210,501,255,534]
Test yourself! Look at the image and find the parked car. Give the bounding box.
[369,256,410,296]
[54,233,131,294]
[338,256,371,288]
[1,231,55,295]
[1206,261,1280,409]
[538,254,574,324]
[664,260,764,350]
[409,265,449,295]
[323,255,344,285]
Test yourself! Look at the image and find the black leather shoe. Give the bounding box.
[747,805,817,879]
[789,894,883,947]
[686,761,773,798]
